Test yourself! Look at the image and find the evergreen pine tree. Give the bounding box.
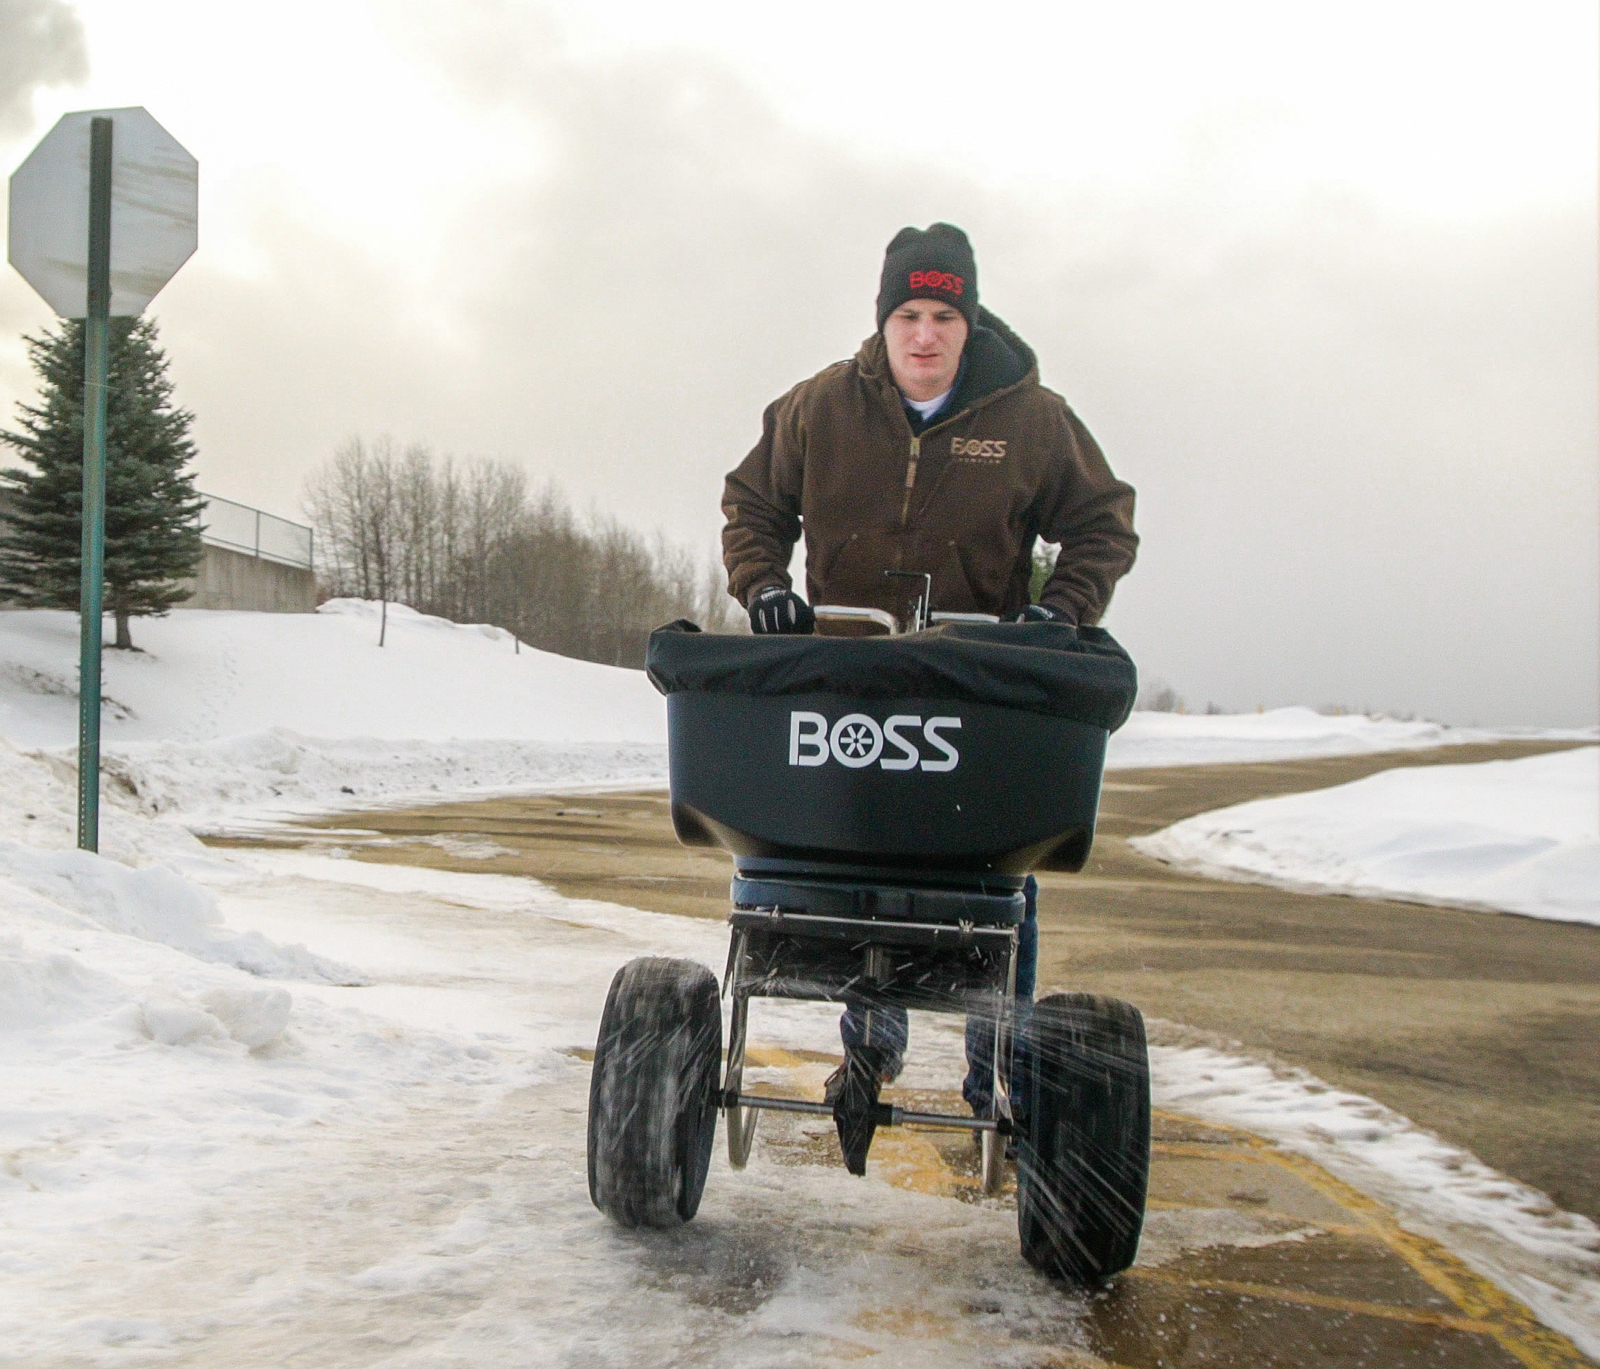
[0,316,204,649]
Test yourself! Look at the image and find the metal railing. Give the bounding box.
[199,493,313,570]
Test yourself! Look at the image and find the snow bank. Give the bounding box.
[103,731,669,821]
[0,735,361,976]
[1106,704,1590,770]
[0,601,669,819]
[4,605,1590,822]
[0,724,203,868]
[0,940,126,1033]
[2,841,363,981]
[1133,746,1600,925]
[0,600,665,747]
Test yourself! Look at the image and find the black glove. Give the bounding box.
[1007,604,1070,624]
[749,586,815,635]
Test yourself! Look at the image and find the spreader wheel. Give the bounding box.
[587,957,722,1228]
[1016,992,1150,1285]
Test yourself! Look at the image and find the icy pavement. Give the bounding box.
[5,826,1598,1365]
[1133,746,1600,926]
[0,846,1087,1367]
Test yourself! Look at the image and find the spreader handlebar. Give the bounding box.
[812,605,1001,636]
[813,605,900,635]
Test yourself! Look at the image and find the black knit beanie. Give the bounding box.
[875,222,979,332]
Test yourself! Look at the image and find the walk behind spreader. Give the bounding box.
[586,614,1149,1285]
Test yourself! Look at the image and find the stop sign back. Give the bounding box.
[8,106,197,318]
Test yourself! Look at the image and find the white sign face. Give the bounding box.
[7,106,197,318]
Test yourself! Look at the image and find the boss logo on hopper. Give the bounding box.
[788,711,961,772]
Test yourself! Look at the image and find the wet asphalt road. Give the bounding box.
[230,738,1600,1226]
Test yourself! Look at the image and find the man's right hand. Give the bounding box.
[749,587,815,635]
[1007,604,1071,625]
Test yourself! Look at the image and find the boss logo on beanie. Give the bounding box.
[908,269,964,297]
[877,222,980,331]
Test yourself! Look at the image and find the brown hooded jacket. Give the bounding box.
[721,310,1137,627]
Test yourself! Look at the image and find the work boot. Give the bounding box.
[826,1046,898,1176]
[823,1047,902,1104]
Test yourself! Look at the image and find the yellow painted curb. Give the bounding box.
[1148,1111,1592,1369]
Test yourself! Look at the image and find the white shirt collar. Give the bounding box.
[904,387,953,419]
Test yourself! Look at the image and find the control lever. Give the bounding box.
[884,570,934,633]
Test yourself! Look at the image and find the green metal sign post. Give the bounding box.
[7,107,198,854]
[76,117,113,851]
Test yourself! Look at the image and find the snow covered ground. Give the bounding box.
[0,602,664,750]
[1,603,1585,826]
[1134,746,1600,926]
[1106,704,1585,770]
[0,602,669,821]
[3,604,1598,1359]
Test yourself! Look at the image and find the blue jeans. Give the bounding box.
[839,876,1039,1112]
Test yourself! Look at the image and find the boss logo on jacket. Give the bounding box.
[951,437,1008,463]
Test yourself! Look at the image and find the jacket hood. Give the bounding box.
[857,306,1037,411]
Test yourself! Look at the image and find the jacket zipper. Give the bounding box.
[890,359,1026,525]
[900,435,921,525]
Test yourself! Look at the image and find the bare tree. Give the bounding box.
[303,436,402,643]
[303,438,737,666]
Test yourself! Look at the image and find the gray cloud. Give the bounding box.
[0,0,87,136]
[92,5,1600,726]
[1027,200,1597,725]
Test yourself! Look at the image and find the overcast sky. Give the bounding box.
[2,0,1595,726]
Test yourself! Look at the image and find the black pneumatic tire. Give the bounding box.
[587,957,722,1228]
[1016,993,1150,1285]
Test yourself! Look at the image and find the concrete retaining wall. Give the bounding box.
[178,543,318,613]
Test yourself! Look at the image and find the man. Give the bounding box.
[721,222,1138,1137]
